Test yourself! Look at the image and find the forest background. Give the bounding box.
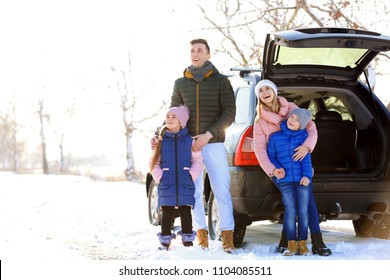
[0,0,389,182]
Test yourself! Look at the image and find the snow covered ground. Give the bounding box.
[1,172,390,279]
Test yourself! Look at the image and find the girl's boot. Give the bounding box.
[283,240,298,256]
[178,230,196,247]
[158,233,176,251]
[298,240,310,256]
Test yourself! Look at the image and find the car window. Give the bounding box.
[310,96,353,121]
[235,87,251,124]
[274,45,369,69]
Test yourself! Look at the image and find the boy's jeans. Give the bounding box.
[273,177,321,238]
[276,182,311,241]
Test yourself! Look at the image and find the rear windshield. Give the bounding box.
[274,45,369,68]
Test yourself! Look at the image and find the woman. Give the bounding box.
[253,79,332,256]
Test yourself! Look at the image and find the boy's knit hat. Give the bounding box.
[289,108,312,130]
[167,106,190,128]
[255,79,278,97]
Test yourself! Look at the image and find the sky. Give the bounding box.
[0,0,203,96]
[0,0,206,171]
[0,0,389,175]
[1,172,390,280]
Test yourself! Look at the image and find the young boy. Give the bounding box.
[267,108,314,256]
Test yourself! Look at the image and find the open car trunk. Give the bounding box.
[263,28,390,179]
[278,84,389,178]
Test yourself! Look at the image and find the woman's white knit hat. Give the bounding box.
[255,79,278,97]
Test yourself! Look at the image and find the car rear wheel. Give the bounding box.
[207,191,247,247]
[233,224,247,248]
[208,191,220,240]
[353,215,390,239]
[148,179,161,226]
[353,216,374,237]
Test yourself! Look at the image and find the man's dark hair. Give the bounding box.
[190,38,210,54]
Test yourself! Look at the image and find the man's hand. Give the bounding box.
[293,145,310,161]
[192,131,213,152]
[272,168,285,179]
[300,176,310,186]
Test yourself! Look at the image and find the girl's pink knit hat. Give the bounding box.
[167,106,190,128]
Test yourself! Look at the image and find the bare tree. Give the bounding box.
[36,94,50,174]
[0,109,12,170]
[111,51,167,181]
[0,95,25,172]
[11,93,19,172]
[48,97,78,174]
[0,107,13,170]
[198,0,390,68]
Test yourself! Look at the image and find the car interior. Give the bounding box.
[280,86,383,176]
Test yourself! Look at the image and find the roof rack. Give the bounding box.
[230,68,262,78]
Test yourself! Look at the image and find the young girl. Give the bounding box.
[149,106,203,250]
[253,79,332,256]
[267,108,314,256]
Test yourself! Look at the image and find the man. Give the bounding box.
[170,38,236,252]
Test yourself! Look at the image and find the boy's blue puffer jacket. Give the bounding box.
[267,120,313,184]
[158,127,195,208]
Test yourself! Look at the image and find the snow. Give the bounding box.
[1,172,390,279]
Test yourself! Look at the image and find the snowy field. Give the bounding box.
[1,172,390,279]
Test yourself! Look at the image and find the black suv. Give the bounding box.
[146,27,390,247]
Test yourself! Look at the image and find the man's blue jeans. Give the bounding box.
[276,182,311,241]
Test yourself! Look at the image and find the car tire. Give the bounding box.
[207,191,220,240]
[148,179,161,226]
[371,221,390,239]
[352,215,374,237]
[207,191,247,247]
[233,224,247,248]
[353,215,390,239]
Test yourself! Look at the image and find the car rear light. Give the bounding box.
[234,126,259,166]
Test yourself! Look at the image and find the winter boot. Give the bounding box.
[297,240,310,256]
[276,230,287,253]
[311,232,332,256]
[178,230,196,247]
[221,230,235,253]
[157,232,176,251]
[197,229,209,249]
[283,240,298,256]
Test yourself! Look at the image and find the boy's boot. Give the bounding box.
[197,229,209,249]
[178,230,196,247]
[157,233,175,251]
[283,240,298,256]
[297,240,310,256]
[311,232,332,256]
[276,230,287,253]
[221,230,235,253]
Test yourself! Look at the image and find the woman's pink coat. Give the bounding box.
[253,96,318,176]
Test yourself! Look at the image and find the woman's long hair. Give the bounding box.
[149,125,168,172]
[255,95,281,121]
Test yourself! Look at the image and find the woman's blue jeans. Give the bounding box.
[276,182,312,241]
